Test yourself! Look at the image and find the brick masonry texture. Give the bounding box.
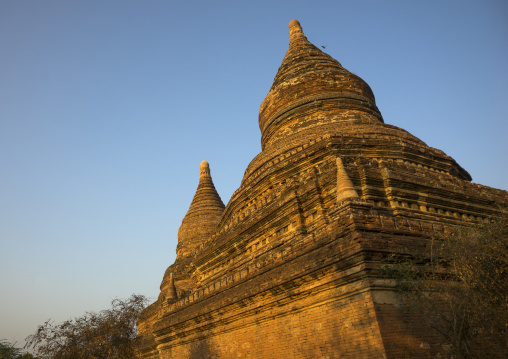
[135,20,508,358]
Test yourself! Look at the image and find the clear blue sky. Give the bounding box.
[1,0,507,346]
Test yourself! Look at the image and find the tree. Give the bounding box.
[383,214,508,359]
[0,340,34,359]
[25,294,148,359]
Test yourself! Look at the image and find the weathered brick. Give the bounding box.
[136,20,508,359]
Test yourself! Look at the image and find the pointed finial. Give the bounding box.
[336,157,360,203]
[289,20,306,43]
[289,20,302,32]
[200,160,210,176]
[166,272,178,300]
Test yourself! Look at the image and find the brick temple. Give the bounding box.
[135,20,507,358]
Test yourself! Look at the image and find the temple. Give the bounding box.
[136,20,507,358]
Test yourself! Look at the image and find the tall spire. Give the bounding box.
[259,20,382,150]
[184,161,224,218]
[176,161,225,259]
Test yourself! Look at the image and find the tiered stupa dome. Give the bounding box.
[177,160,225,259]
[225,20,470,230]
[160,160,225,297]
[259,20,383,150]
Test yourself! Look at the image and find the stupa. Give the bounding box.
[136,20,507,358]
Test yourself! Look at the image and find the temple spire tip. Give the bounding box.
[289,19,301,30]
[289,20,304,42]
[200,160,210,177]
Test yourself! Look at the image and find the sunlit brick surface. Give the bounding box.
[135,20,508,359]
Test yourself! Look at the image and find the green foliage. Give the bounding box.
[25,294,148,359]
[0,340,34,359]
[383,214,508,359]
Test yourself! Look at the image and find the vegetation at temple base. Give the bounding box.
[384,213,508,359]
[25,294,148,359]
[0,340,34,359]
